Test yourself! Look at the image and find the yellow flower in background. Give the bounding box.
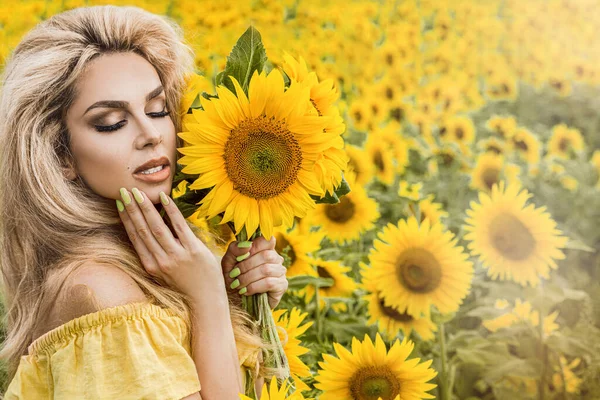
[307,171,379,245]
[364,133,397,186]
[470,152,505,192]
[273,224,323,278]
[552,356,583,395]
[171,180,188,199]
[178,69,340,239]
[345,145,374,186]
[407,195,449,225]
[315,333,437,400]
[509,127,541,165]
[272,308,314,393]
[361,264,437,341]
[398,181,423,201]
[477,136,506,155]
[483,299,560,337]
[547,124,585,159]
[239,378,308,400]
[303,259,358,311]
[464,181,568,286]
[367,216,473,318]
[560,175,579,192]
[486,72,518,101]
[486,115,517,140]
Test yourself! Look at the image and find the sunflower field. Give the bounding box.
[2,0,600,399]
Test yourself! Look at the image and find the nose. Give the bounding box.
[135,115,163,149]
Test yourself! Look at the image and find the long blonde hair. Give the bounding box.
[0,5,266,386]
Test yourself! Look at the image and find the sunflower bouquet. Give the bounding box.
[171,26,350,398]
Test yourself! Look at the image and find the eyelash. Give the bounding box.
[94,108,171,132]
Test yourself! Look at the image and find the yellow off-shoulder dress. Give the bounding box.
[4,301,255,399]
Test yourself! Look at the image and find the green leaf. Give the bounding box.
[312,176,352,204]
[563,238,596,252]
[287,275,334,290]
[172,188,211,219]
[172,163,200,186]
[220,26,268,95]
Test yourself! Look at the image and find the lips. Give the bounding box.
[133,156,170,174]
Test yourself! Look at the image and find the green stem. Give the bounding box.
[538,307,547,400]
[314,282,322,344]
[439,323,449,400]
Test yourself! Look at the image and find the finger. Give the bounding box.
[158,191,207,252]
[225,249,283,284]
[120,188,170,262]
[247,235,277,257]
[239,274,288,297]
[221,240,254,274]
[231,263,286,291]
[132,188,182,256]
[116,199,160,276]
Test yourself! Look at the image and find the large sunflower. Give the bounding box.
[463,181,568,286]
[314,333,437,400]
[178,69,340,239]
[307,171,380,245]
[272,307,314,393]
[367,216,473,318]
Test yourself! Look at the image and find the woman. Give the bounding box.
[0,5,288,399]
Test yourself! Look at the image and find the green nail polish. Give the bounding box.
[230,279,240,289]
[238,241,252,248]
[239,287,247,295]
[116,199,124,212]
[236,252,250,262]
[229,267,241,279]
[120,188,131,205]
[132,188,144,204]
[159,191,169,206]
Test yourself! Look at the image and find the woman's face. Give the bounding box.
[65,51,177,205]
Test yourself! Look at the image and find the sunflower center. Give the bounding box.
[373,150,385,172]
[489,213,536,260]
[378,298,414,322]
[455,127,465,139]
[514,139,528,151]
[558,138,569,152]
[275,233,297,265]
[396,248,442,293]
[482,167,500,190]
[317,266,334,280]
[349,366,401,400]
[224,116,302,199]
[324,196,356,223]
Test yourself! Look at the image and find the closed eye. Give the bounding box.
[94,108,170,133]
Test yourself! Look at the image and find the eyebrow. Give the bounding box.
[83,85,164,115]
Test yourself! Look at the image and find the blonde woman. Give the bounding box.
[0,5,289,399]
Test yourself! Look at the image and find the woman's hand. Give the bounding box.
[221,236,288,309]
[116,187,225,302]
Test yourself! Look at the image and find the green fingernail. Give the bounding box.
[159,191,170,206]
[120,188,131,205]
[116,199,124,212]
[229,267,241,279]
[239,287,247,295]
[236,252,250,262]
[238,241,252,248]
[132,188,144,204]
[230,279,240,289]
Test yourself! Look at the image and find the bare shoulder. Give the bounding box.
[40,263,149,335]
